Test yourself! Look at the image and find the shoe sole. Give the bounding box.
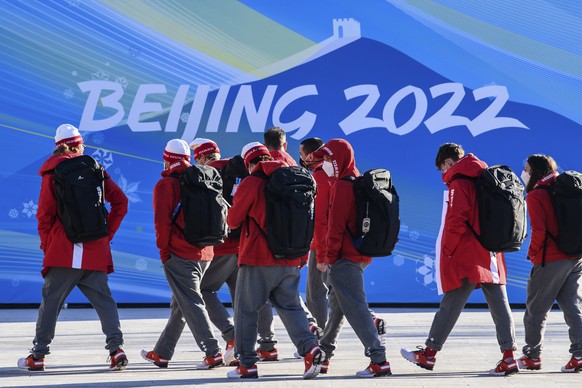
[141,357,168,369]
[561,367,581,373]
[110,358,128,371]
[227,373,259,379]
[196,362,225,370]
[489,368,518,376]
[356,371,392,378]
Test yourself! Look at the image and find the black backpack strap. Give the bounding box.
[249,216,268,241]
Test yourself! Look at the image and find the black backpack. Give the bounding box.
[541,171,582,258]
[343,169,400,257]
[51,155,109,243]
[219,156,249,240]
[172,164,228,247]
[464,165,526,252]
[252,166,315,259]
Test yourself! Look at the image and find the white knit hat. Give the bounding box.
[55,124,83,146]
[241,141,270,168]
[163,139,190,162]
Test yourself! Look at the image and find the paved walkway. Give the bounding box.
[0,307,579,387]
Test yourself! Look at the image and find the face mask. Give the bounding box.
[521,170,530,186]
[322,161,335,177]
[299,158,308,169]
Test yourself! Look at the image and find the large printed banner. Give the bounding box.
[1,0,581,304]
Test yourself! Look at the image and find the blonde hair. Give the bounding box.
[53,143,82,156]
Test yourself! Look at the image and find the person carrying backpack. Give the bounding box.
[516,154,582,373]
[18,124,129,372]
[225,141,323,379]
[310,138,391,378]
[141,139,224,370]
[401,143,518,376]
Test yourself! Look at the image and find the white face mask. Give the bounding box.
[521,170,531,187]
[322,161,335,177]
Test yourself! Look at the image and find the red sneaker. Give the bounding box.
[141,349,169,368]
[196,352,224,369]
[108,349,128,371]
[561,356,582,373]
[400,347,436,370]
[227,364,259,379]
[517,355,541,370]
[303,345,324,379]
[17,354,45,371]
[489,358,519,376]
[320,359,330,374]
[356,361,392,378]
[256,348,278,361]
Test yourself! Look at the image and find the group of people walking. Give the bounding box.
[17,124,582,379]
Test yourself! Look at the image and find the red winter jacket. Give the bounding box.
[526,172,577,265]
[37,152,128,276]
[207,158,239,256]
[226,160,301,267]
[311,165,333,263]
[323,139,372,266]
[153,160,213,263]
[269,149,297,166]
[439,154,507,293]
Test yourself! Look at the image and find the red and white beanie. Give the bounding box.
[163,139,191,162]
[55,124,83,147]
[189,138,220,160]
[241,141,270,168]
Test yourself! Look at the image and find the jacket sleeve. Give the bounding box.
[103,172,128,240]
[526,191,547,260]
[325,182,351,263]
[313,171,331,263]
[153,179,173,260]
[36,173,57,252]
[227,177,257,230]
[441,180,472,258]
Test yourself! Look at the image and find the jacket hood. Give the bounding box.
[254,160,287,176]
[161,159,190,177]
[208,158,228,171]
[39,152,83,175]
[324,139,359,179]
[442,153,487,184]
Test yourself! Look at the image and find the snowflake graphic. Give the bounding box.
[118,175,142,204]
[8,209,19,219]
[135,258,148,271]
[22,200,38,218]
[115,76,129,90]
[415,252,436,290]
[65,0,80,6]
[91,132,105,145]
[409,230,420,241]
[63,88,74,99]
[12,279,20,287]
[114,168,121,175]
[72,70,78,76]
[392,254,405,267]
[128,46,142,58]
[180,112,190,123]
[92,149,114,169]
[91,69,110,81]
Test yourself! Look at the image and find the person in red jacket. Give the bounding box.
[311,138,391,378]
[18,124,128,372]
[401,143,518,376]
[141,139,224,370]
[225,141,323,379]
[515,154,582,373]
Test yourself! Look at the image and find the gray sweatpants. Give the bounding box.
[320,259,385,364]
[523,258,582,358]
[31,267,123,357]
[153,253,219,359]
[200,254,280,347]
[305,250,329,329]
[234,265,318,368]
[201,254,238,342]
[426,278,517,352]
